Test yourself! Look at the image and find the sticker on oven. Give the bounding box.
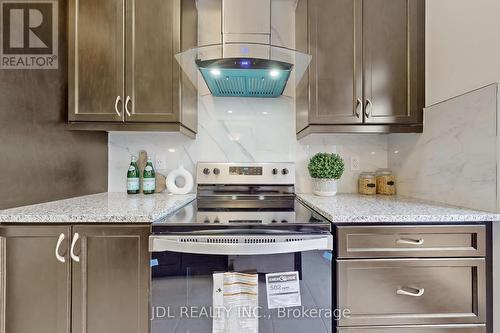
[265,271,301,309]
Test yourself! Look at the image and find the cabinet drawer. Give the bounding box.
[337,325,486,333]
[337,259,486,326]
[337,225,486,258]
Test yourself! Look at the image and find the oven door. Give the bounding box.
[150,233,333,333]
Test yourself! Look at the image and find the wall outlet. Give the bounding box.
[156,155,167,170]
[350,156,360,171]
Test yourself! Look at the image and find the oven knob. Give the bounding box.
[281,168,289,175]
[272,168,279,175]
[213,168,220,175]
[203,168,210,175]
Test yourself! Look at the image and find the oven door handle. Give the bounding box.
[149,234,333,255]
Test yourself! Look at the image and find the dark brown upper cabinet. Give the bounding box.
[68,0,198,137]
[296,0,425,138]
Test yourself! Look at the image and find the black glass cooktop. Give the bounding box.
[152,199,331,233]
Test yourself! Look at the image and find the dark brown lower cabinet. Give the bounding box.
[0,225,150,333]
[71,225,150,333]
[337,259,486,326]
[0,225,72,333]
[336,225,489,333]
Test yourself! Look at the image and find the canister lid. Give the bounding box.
[376,168,393,175]
[359,172,376,179]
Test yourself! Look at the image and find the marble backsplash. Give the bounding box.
[109,95,388,193]
[109,84,498,211]
[388,84,498,212]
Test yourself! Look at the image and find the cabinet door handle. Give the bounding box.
[114,96,122,117]
[125,96,132,117]
[355,98,362,118]
[397,287,425,297]
[55,233,66,263]
[396,238,424,245]
[364,99,373,118]
[70,233,80,263]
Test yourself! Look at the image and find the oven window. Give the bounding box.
[151,251,332,333]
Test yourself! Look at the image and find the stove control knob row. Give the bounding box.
[205,167,289,176]
[272,168,290,175]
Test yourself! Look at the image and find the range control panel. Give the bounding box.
[229,166,263,176]
[197,162,295,185]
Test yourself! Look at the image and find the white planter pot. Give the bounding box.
[312,178,338,197]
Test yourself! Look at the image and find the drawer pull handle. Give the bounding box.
[397,287,425,297]
[396,238,424,245]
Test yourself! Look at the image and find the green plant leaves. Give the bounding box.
[308,153,345,179]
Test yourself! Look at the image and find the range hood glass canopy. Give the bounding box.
[175,44,312,98]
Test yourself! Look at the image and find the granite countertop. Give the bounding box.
[1,191,496,224]
[0,192,196,223]
[297,193,498,223]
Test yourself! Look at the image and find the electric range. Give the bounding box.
[149,162,333,333]
[152,162,331,234]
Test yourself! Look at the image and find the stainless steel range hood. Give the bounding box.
[175,0,311,98]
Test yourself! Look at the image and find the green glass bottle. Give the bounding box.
[127,156,140,194]
[142,158,156,195]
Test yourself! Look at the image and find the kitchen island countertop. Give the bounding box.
[297,193,498,223]
[0,192,196,223]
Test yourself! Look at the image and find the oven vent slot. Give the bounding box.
[206,238,239,244]
[244,238,277,244]
[286,238,305,242]
[179,238,199,243]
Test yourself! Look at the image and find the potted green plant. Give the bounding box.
[308,153,345,196]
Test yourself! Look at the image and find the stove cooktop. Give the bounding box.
[152,198,331,233]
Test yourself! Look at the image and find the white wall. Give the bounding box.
[426,0,500,106]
